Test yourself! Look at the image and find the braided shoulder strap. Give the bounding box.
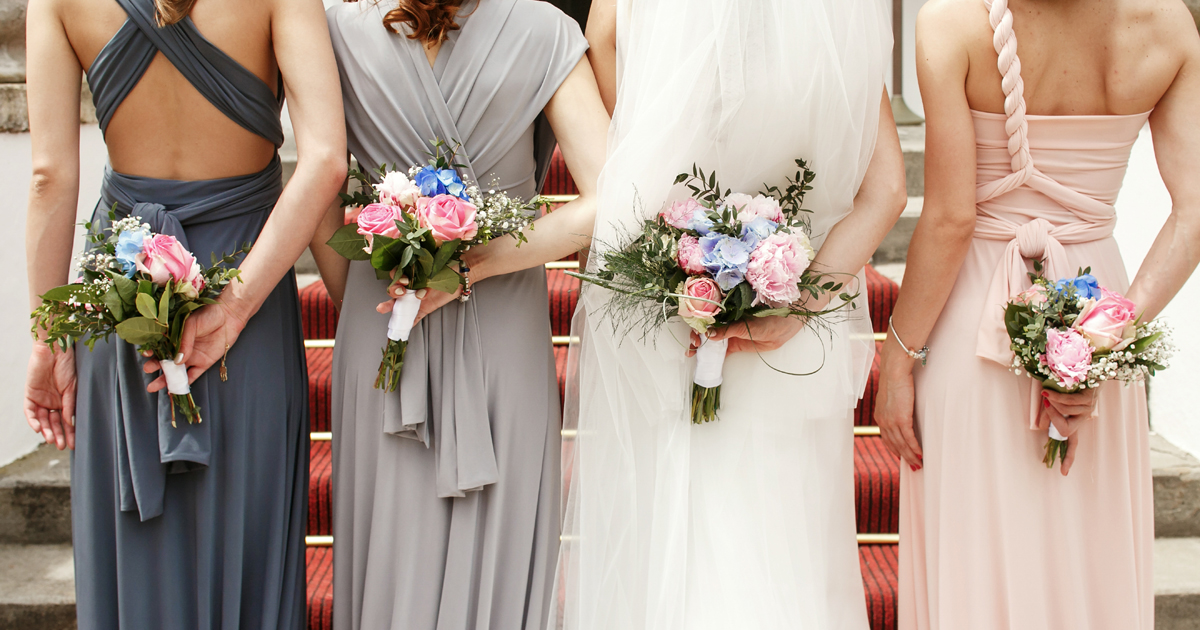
[983,0,1033,179]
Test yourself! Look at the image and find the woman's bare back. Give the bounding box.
[941,0,1195,117]
[57,0,279,179]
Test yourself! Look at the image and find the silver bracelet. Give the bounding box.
[889,316,928,366]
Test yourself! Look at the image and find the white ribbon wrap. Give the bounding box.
[693,337,728,388]
[1049,424,1066,442]
[160,359,191,396]
[387,292,422,342]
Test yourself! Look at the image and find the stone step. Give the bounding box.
[0,444,70,545]
[1153,433,1200,539]
[0,544,75,630]
[4,537,1198,630]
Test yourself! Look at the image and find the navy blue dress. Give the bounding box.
[72,0,308,627]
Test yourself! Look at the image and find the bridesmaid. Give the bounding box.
[875,0,1200,628]
[23,0,346,626]
[308,0,608,628]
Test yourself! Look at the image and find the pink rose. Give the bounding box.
[416,194,478,244]
[677,235,706,275]
[737,194,784,224]
[661,198,703,229]
[1044,328,1094,389]
[723,193,753,214]
[356,203,403,254]
[1074,288,1138,351]
[136,234,204,298]
[745,232,811,307]
[374,171,421,208]
[677,276,723,332]
[1015,284,1048,306]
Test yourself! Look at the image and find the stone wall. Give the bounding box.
[0,0,96,133]
[1188,0,1200,31]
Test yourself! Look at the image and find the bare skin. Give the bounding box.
[25,0,347,449]
[875,0,1200,476]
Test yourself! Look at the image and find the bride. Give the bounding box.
[553,0,905,628]
[412,0,907,626]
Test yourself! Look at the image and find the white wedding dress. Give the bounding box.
[552,1,891,629]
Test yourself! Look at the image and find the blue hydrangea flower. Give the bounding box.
[699,234,750,291]
[739,217,778,250]
[114,228,147,278]
[414,167,468,200]
[1056,274,1101,300]
[687,210,715,235]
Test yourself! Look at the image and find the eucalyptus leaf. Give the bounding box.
[426,266,462,294]
[115,317,167,346]
[103,289,125,321]
[135,293,158,320]
[326,223,372,261]
[158,283,171,326]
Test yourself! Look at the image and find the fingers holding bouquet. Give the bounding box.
[325,140,538,392]
[1005,267,1173,469]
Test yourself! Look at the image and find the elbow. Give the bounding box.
[924,207,976,241]
[302,149,348,195]
[885,177,908,222]
[29,163,76,200]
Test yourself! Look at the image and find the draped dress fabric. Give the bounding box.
[70,0,309,628]
[324,2,586,628]
[553,1,891,629]
[900,3,1154,628]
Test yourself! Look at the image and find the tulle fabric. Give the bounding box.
[551,1,891,628]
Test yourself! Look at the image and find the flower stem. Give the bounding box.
[691,384,721,424]
[375,339,409,392]
[1043,436,1067,469]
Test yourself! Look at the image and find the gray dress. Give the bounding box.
[325,1,586,628]
[71,0,308,627]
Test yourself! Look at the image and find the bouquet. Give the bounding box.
[572,160,857,424]
[325,140,539,392]
[31,211,248,425]
[1004,266,1173,467]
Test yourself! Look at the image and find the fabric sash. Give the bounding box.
[378,0,519,498]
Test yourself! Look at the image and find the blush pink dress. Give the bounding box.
[899,1,1155,629]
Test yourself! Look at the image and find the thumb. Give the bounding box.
[706,321,750,342]
[178,318,197,365]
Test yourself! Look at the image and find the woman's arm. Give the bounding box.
[585,0,617,115]
[396,57,610,321]
[875,5,978,470]
[705,90,907,355]
[308,178,351,310]
[24,0,83,449]
[1124,22,1200,320]
[147,0,347,389]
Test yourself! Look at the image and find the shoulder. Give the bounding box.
[324,1,380,38]
[507,0,584,39]
[1119,0,1200,54]
[915,0,983,73]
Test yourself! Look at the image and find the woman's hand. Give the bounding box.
[24,343,76,450]
[142,299,249,391]
[1038,387,1098,476]
[375,273,462,325]
[685,316,806,357]
[875,358,923,470]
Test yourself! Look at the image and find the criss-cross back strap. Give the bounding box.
[87,0,284,147]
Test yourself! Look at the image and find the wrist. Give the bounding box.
[461,249,493,284]
[880,336,916,377]
[217,282,255,331]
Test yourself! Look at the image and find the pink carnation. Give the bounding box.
[745,233,811,307]
[416,194,478,245]
[661,198,703,229]
[677,235,706,275]
[1074,288,1138,352]
[1044,328,1094,389]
